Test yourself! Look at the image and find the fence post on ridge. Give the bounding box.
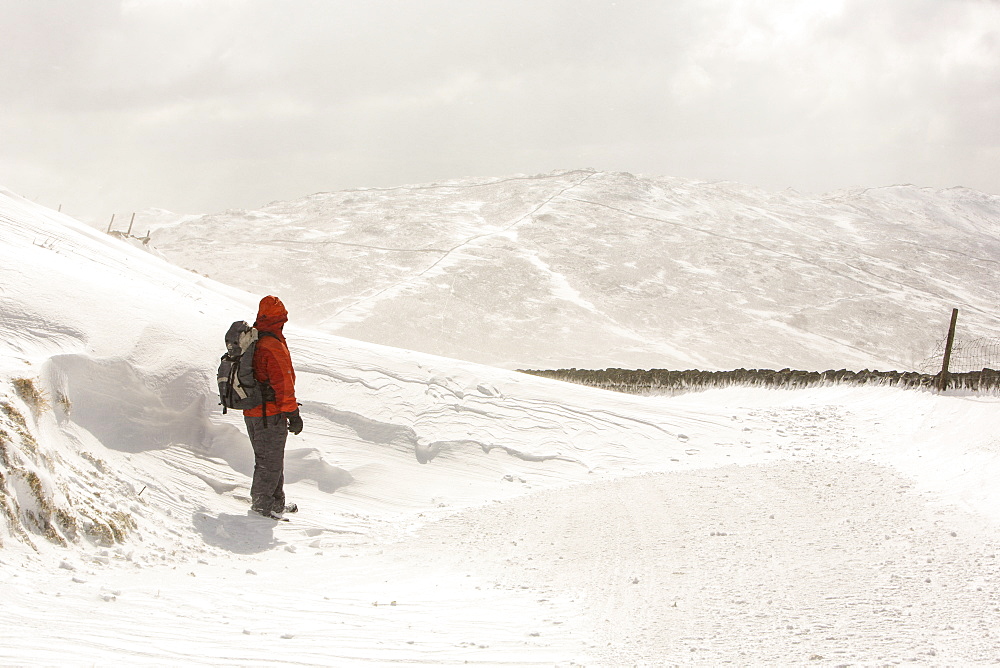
[937,308,959,392]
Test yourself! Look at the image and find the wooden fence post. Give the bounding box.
[126,212,135,236]
[937,308,959,392]
[106,213,115,233]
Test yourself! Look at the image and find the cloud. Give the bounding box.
[1,0,998,219]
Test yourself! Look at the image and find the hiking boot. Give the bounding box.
[251,506,277,518]
[273,502,298,514]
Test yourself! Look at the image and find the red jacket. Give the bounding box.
[243,295,298,417]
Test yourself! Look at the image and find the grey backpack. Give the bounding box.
[217,321,274,413]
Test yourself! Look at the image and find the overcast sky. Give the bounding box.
[2,0,999,221]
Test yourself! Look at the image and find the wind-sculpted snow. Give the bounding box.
[3,186,1000,665]
[147,169,1000,371]
[45,354,210,453]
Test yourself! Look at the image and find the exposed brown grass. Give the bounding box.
[12,378,50,414]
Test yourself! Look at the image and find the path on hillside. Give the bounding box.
[396,458,1000,665]
[329,171,597,323]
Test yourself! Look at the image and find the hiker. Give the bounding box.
[244,295,303,517]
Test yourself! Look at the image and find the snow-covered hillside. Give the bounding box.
[148,169,1000,371]
[3,185,1000,665]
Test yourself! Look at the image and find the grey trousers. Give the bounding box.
[245,414,288,512]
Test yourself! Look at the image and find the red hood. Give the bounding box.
[254,295,288,337]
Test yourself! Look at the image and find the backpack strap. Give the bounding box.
[223,360,239,415]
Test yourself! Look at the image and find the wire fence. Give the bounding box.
[917,337,1000,374]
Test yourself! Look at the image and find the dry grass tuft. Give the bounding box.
[12,378,50,414]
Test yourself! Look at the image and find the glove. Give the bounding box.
[286,409,303,435]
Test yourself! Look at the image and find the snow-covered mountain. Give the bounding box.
[3,182,1000,665]
[148,169,1000,371]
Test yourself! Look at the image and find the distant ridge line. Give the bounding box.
[329,168,598,195]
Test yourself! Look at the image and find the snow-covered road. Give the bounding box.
[415,457,1000,665]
